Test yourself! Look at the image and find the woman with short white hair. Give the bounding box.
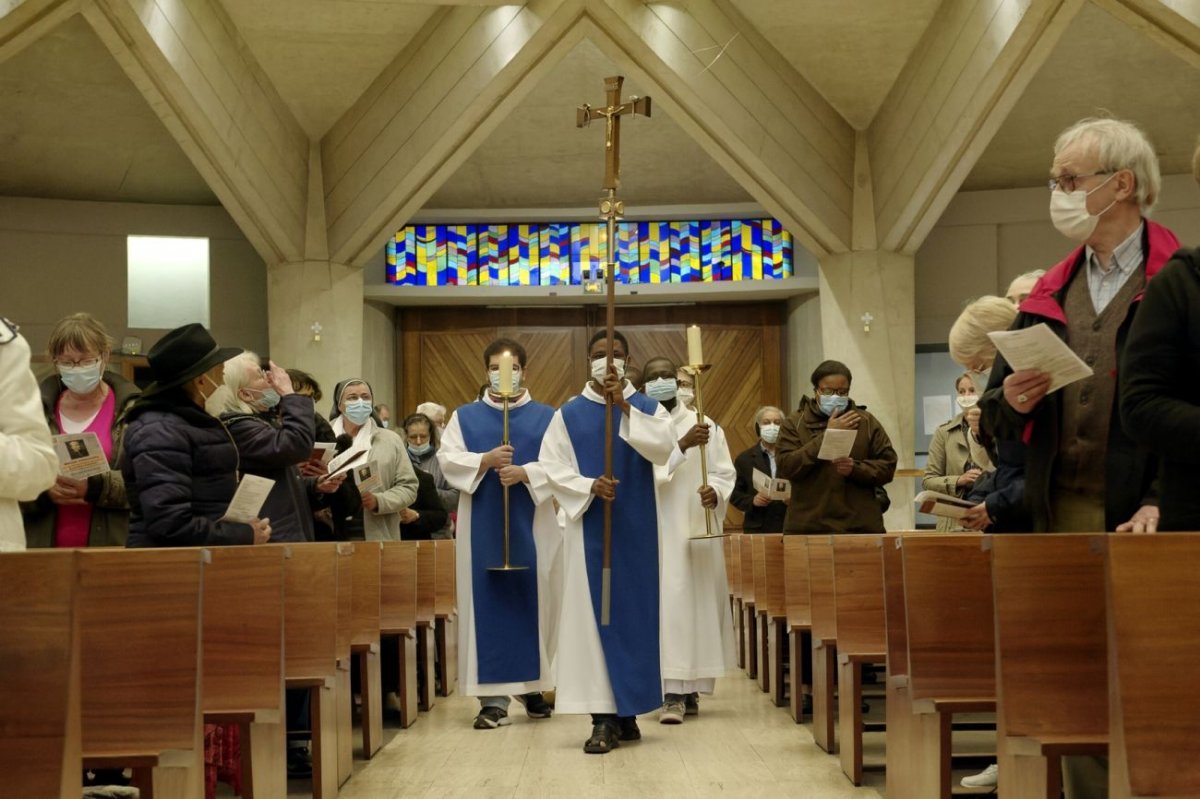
[416,401,447,431]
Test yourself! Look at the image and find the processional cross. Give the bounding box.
[576,76,650,626]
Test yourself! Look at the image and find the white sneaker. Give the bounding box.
[961,763,998,788]
[385,691,402,713]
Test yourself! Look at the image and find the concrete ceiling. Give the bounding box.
[424,37,755,209]
[0,14,218,205]
[966,2,1200,191]
[217,0,440,139]
[735,0,943,131]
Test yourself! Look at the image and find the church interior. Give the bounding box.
[3,0,1200,796]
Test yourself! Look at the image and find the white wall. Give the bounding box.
[915,174,1200,345]
[362,300,397,417]
[0,196,268,357]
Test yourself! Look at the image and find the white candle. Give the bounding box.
[499,351,513,395]
[687,325,703,366]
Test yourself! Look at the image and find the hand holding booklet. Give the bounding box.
[752,468,791,501]
[914,490,977,520]
[221,474,275,524]
[987,323,1093,394]
[52,432,110,479]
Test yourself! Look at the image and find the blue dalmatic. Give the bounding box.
[457,400,555,684]
[561,391,663,717]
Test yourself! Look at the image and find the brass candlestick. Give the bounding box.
[686,363,727,541]
[488,390,528,571]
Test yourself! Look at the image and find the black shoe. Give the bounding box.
[861,700,871,715]
[684,692,700,716]
[617,716,641,741]
[584,720,620,754]
[286,746,312,778]
[473,706,511,729]
[518,692,553,719]
[801,694,813,715]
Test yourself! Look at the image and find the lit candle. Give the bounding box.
[687,325,703,366]
[499,351,513,395]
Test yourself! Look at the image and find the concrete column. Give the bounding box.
[267,260,364,407]
[817,249,916,530]
[785,292,822,413]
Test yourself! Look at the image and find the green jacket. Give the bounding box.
[22,371,141,548]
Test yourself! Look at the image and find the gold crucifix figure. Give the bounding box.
[576,75,651,190]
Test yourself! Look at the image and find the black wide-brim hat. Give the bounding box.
[141,323,242,396]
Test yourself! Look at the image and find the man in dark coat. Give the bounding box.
[730,405,788,533]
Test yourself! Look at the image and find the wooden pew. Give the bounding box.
[901,534,996,799]
[883,534,941,799]
[379,541,419,728]
[78,548,207,799]
[740,534,758,680]
[989,534,1107,799]
[807,534,838,753]
[753,534,787,704]
[727,534,745,670]
[351,541,384,759]
[833,534,887,785]
[1105,534,1200,798]
[202,545,287,799]
[284,543,340,799]
[0,550,80,799]
[415,540,438,711]
[334,542,354,786]
[783,535,813,723]
[433,538,458,697]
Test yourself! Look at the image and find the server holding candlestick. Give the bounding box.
[685,325,717,539]
[437,339,560,730]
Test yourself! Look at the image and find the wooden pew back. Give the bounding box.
[832,534,886,658]
[433,539,456,618]
[990,534,1106,741]
[739,535,756,605]
[808,535,837,643]
[0,550,80,799]
[762,534,785,619]
[380,541,418,635]
[284,543,338,681]
[335,542,354,662]
[78,548,205,756]
[351,542,383,648]
[723,535,738,598]
[881,536,909,677]
[202,545,285,715]
[901,534,994,701]
[1106,535,1200,797]
[783,535,812,630]
[415,540,436,625]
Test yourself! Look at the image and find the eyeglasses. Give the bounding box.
[55,357,101,369]
[816,388,850,397]
[1048,172,1110,193]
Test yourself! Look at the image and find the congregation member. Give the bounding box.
[980,116,1178,537]
[0,316,58,551]
[730,405,789,534]
[207,352,353,542]
[374,403,392,428]
[640,356,737,724]
[921,374,985,532]
[437,338,558,729]
[121,323,271,547]
[403,412,457,538]
[1120,139,1200,531]
[416,401,447,432]
[24,313,140,548]
[329,378,418,540]
[539,329,676,753]
[1006,269,1046,304]
[398,444,449,540]
[776,360,897,534]
[287,368,336,443]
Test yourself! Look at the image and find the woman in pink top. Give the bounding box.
[22,313,141,548]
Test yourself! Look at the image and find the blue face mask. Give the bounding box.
[343,398,373,425]
[644,377,677,401]
[817,394,850,416]
[58,362,103,395]
[251,387,280,410]
[408,442,432,458]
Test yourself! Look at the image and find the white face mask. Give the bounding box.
[590,357,625,384]
[676,386,695,407]
[760,423,780,444]
[956,394,979,410]
[1049,173,1118,241]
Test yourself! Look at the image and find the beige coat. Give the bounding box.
[0,329,58,551]
[923,415,973,532]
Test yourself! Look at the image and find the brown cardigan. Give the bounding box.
[775,396,897,534]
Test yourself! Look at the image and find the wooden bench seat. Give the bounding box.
[0,550,80,799]
[783,535,813,723]
[351,541,384,759]
[832,534,887,785]
[78,548,207,799]
[989,534,1107,798]
[1105,534,1200,798]
[807,534,837,753]
[380,541,419,728]
[284,543,341,799]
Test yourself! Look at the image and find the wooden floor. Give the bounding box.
[281,676,888,799]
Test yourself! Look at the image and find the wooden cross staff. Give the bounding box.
[577,75,651,626]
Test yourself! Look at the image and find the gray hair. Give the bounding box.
[416,401,446,422]
[754,405,784,426]
[205,352,261,416]
[949,296,1018,369]
[1054,117,1161,213]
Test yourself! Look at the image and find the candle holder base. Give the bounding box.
[487,564,530,571]
[688,532,733,541]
